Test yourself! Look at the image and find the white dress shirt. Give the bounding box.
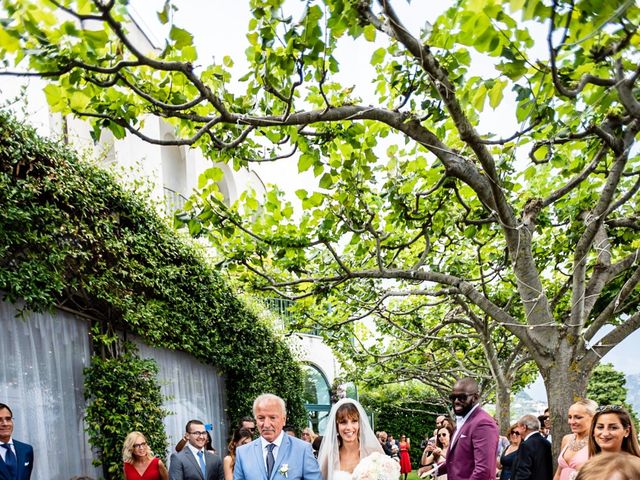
[187,441,206,466]
[261,431,285,469]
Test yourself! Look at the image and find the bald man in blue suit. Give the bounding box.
[234,394,321,480]
[0,404,33,480]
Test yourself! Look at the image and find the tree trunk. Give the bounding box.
[494,385,512,436]
[540,355,590,464]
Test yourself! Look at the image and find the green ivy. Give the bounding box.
[0,111,305,477]
[84,345,169,477]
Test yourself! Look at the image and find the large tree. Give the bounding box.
[310,294,536,429]
[1,0,639,455]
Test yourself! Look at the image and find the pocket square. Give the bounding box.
[460,434,467,438]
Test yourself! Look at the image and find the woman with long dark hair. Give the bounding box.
[223,427,253,480]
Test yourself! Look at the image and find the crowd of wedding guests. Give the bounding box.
[411,394,640,480]
[117,381,639,480]
[5,378,638,480]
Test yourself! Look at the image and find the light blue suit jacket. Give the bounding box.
[233,434,321,480]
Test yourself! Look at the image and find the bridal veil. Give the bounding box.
[317,398,384,479]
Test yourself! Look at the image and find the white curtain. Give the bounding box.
[0,300,99,480]
[136,340,228,458]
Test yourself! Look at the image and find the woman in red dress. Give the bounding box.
[398,434,412,480]
[123,431,169,480]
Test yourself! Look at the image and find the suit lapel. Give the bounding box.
[14,442,24,480]
[272,435,291,479]
[449,407,480,452]
[184,448,205,479]
[252,440,268,480]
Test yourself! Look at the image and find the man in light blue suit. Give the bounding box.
[234,394,321,480]
[0,403,33,480]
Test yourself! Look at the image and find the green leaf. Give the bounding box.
[363,24,376,42]
[0,29,20,52]
[371,47,386,65]
[70,90,91,110]
[157,0,171,24]
[246,197,259,210]
[43,84,62,108]
[471,84,487,111]
[298,153,315,173]
[488,80,505,109]
[319,173,334,189]
[169,26,193,49]
[205,167,224,181]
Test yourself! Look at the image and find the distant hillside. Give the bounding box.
[627,373,640,414]
[510,390,547,423]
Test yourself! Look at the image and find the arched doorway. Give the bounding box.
[302,364,332,435]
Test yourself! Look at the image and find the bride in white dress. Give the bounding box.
[317,398,386,480]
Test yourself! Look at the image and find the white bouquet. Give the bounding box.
[352,452,401,480]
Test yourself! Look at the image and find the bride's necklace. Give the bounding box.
[568,435,587,452]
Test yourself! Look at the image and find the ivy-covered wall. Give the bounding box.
[0,111,305,476]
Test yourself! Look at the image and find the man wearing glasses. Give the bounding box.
[419,378,498,480]
[169,419,223,480]
[0,403,33,480]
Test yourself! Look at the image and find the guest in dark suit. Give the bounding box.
[511,414,552,480]
[0,403,33,480]
[169,419,224,480]
[418,377,499,480]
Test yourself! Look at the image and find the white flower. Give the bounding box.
[352,452,401,480]
[279,464,289,478]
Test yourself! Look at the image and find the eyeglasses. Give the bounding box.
[596,405,624,413]
[189,431,208,436]
[510,431,520,436]
[133,442,147,449]
[438,433,448,437]
[449,393,474,403]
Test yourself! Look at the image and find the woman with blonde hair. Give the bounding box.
[498,423,522,480]
[301,427,319,456]
[223,427,253,480]
[301,426,318,444]
[122,431,168,480]
[554,399,597,480]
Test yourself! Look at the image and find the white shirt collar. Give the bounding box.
[261,431,285,450]
[524,431,538,441]
[187,441,205,456]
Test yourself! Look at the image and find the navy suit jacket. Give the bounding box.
[0,439,34,480]
[511,431,552,480]
[234,434,321,480]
